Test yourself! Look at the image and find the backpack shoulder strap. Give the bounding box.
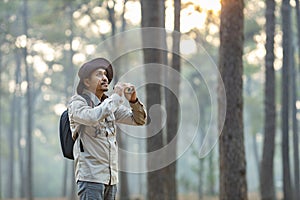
[80,94,94,108]
[76,94,94,153]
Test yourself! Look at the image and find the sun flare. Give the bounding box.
[184,0,221,12]
[165,0,221,32]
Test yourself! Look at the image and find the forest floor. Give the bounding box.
[177,192,283,200]
[2,192,284,200]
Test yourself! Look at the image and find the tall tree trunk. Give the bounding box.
[7,99,16,198]
[141,0,165,199]
[64,4,77,200]
[252,133,260,177]
[107,0,116,36]
[0,45,3,199]
[218,0,247,199]
[107,0,116,49]
[62,161,68,197]
[121,0,128,32]
[159,2,168,198]
[15,51,25,198]
[7,71,17,199]
[108,2,131,199]
[22,0,33,199]
[281,0,293,199]
[198,107,206,200]
[115,62,129,200]
[294,0,300,198]
[62,4,71,198]
[62,3,75,198]
[118,130,130,200]
[7,50,24,198]
[260,0,276,199]
[295,0,300,73]
[208,152,215,195]
[198,156,204,200]
[165,0,180,200]
[291,46,299,200]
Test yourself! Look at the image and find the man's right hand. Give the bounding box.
[113,82,124,97]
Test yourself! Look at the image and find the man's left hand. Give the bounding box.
[124,83,137,102]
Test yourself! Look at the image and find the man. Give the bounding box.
[68,57,147,200]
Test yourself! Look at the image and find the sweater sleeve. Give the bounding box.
[114,99,147,125]
[68,93,123,127]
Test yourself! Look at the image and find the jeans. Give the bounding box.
[77,181,117,200]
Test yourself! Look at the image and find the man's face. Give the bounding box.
[84,68,109,94]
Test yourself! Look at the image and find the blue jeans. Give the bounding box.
[77,181,117,200]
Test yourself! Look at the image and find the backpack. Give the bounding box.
[59,94,93,160]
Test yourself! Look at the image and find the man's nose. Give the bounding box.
[102,75,108,82]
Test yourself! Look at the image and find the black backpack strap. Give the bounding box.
[78,94,95,153]
[79,140,84,153]
[80,94,94,108]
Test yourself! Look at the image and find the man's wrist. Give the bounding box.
[129,98,138,104]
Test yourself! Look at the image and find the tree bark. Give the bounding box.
[281,0,293,199]
[22,0,33,199]
[7,71,17,198]
[64,3,77,200]
[0,49,2,199]
[117,128,130,200]
[291,46,299,200]
[295,0,300,73]
[106,0,116,50]
[260,2,276,199]
[141,0,165,199]
[165,0,180,199]
[218,0,248,199]
[260,0,276,200]
[294,0,300,198]
[15,51,26,198]
[7,51,24,198]
[208,152,216,195]
[251,133,260,177]
[109,1,131,199]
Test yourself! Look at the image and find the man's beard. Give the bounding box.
[96,85,108,93]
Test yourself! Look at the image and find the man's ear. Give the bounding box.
[83,78,90,88]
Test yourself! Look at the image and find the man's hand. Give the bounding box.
[113,82,125,97]
[114,82,137,102]
[124,83,137,102]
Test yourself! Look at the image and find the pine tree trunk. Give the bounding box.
[141,0,165,199]
[165,0,180,199]
[260,0,276,199]
[22,0,33,199]
[218,0,248,199]
[198,158,204,200]
[251,133,260,176]
[70,166,76,200]
[61,4,74,198]
[198,107,206,200]
[118,128,130,200]
[0,49,2,198]
[14,51,26,198]
[64,3,77,200]
[7,77,16,198]
[109,2,131,199]
[294,0,300,198]
[208,152,215,195]
[295,0,300,72]
[62,160,68,197]
[291,46,299,200]
[281,0,293,199]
